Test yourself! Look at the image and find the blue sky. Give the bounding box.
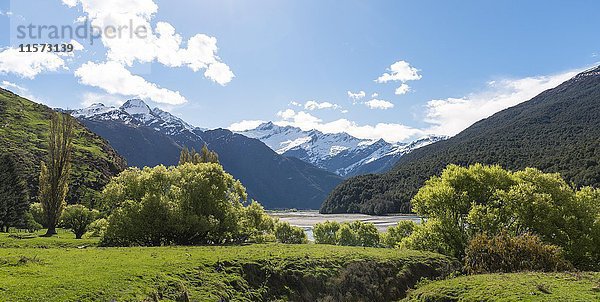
[0,0,599,142]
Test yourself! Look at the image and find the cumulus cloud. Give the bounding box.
[80,92,125,107]
[0,48,66,79]
[63,0,234,85]
[395,83,410,95]
[228,120,267,132]
[424,68,581,136]
[347,90,366,101]
[304,100,341,111]
[74,61,187,105]
[275,109,423,142]
[376,60,421,95]
[364,98,394,110]
[1,80,28,92]
[376,60,422,83]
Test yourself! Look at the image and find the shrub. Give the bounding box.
[382,220,416,248]
[336,224,358,246]
[60,204,99,239]
[335,221,380,247]
[29,203,47,228]
[87,218,108,237]
[464,232,572,274]
[239,201,276,243]
[400,218,459,256]
[313,221,340,245]
[23,212,42,233]
[274,222,307,244]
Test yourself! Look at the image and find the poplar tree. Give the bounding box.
[39,113,74,236]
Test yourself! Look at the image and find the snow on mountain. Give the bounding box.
[70,99,200,138]
[238,122,447,177]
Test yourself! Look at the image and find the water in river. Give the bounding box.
[268,210,421,241]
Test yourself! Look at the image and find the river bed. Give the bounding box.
[268,210,421,241]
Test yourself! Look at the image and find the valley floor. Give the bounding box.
[0,230,456,301]
[0,231,597,301]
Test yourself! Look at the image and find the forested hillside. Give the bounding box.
[321,67,600,214]
[0,89,126,204]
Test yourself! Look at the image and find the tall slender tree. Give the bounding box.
[0,154,29,232]
[38,113,74,236]
[178,145,219,165]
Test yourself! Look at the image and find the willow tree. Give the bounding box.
[39,113,74,236]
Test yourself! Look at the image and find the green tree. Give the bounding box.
[60,204,99,239]
[382,220,415,248]
[178,145,219,165]
[0,153,29,231]
[274,221,307,244]
[238,201,276,243]
[101,163,248,246]
[38,113,74,236]
[29,202,47,227]
[336,224,358,246]
[405,164,600,269]
[313,221,340,245]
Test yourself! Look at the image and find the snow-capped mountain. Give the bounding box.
[71,99,198,137]
[238,122,447,177]
[66,100,343,209]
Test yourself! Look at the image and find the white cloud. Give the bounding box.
[0,48,66,79]
[1,80,28,92]
[63,0,234,85]
[376,60,421,96]
[395,83,410,95]
[347,90,366,101]
[304,100,341,111]
[74,61,187,105]
[364,98,394,110]
[228,120,266,132]
[376,60,422,83]
[424,68,581,136]
[289,101,302,107]
[371,92,378,98]
[80,92,125,107]
[275,110,422,142]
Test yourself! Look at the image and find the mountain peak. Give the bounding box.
[121,99,151,114]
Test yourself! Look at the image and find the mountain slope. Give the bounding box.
[239,122,445,177]
[0,89,126,204]
[71,101,342,209]
[200,129,343,209]
[321,66,600,214]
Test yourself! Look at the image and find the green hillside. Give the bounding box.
[403,272,600,301]
[321,67,600,214]
[0,88,126,204]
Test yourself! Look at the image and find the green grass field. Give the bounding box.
[403,272,600,302]
[0,230,458,301]
[1,231,598,301]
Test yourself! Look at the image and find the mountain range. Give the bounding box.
[238,122,445,177]
[66,99,442,209]
[321,66,600,215]
[68,100,343,209]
